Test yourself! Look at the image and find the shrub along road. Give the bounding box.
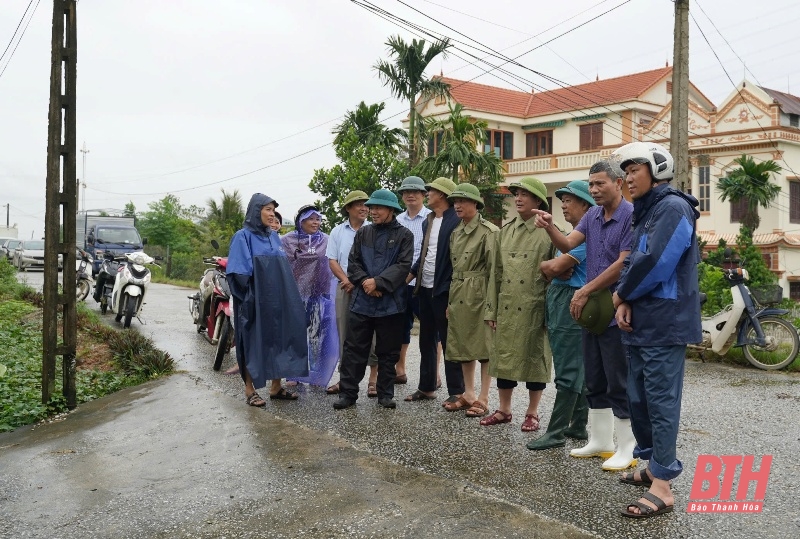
[2,272,800,538]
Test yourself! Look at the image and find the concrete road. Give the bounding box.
[4,271,800,538]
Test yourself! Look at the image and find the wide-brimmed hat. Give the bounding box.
[448,183,484,210]
[340,190,370,216]
[577,288,615,335]
[365,188,403,212]
[508,177,549,211]
[555,180,596,207]
[397,176,427,192]
[425,177,457,197]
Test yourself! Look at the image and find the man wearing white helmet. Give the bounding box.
[611,141,702,519]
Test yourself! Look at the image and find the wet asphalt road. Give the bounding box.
[3,271,800,538]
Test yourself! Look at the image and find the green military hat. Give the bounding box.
[340,190,370,216]
[448,183,484,210]
[397,176,427,192]
[425,177,458,197]
[577,288,615,335]
[365,188,403,212]
[555,180,596,207]
[508,176,549,211]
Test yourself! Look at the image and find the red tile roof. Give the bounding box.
[438,67,673,119]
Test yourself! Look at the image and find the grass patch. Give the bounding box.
[0,258,175,432]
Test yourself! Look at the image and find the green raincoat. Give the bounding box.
[485,216,554,383]
[446,215,499,362]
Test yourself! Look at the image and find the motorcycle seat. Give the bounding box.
[699,292,707,306]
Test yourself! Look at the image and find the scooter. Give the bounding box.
[76,249,94,302]
[94,252,124,314]
[111,251,158,328]
[188,240,233,370]
[689,251,800,370]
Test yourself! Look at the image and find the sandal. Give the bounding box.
[246,392,266,407]
[621,491,674,519]
[269,388,298,400]
[521,414,540,432]
[465,400,489,417]
[326,382,340,395]
[367,382,378,398]
[443,395,471,412]
[441,395,459,408]
[480,410,512,426]
[404,390,436,402]
[394,374,408,384]
[620,469,653,487]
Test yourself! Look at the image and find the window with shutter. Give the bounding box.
[525,131,553,157]
[791,182,800,223]
[791,282,800,301]
[485,129,514,159]
[579,123,603,151]
[698,166,710,212]
[730,197,751,223]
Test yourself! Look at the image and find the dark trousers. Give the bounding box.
[582,326,630,418]
[417,287,465,395]
[339,311,405,401]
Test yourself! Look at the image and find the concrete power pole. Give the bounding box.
[670,0,690,191]
[43,0,78,408]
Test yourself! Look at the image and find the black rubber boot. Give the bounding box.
[564,390,589,440]
[527,389,579,450]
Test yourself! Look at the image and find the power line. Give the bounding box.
[0,0,41,80]
[0,0,33,64]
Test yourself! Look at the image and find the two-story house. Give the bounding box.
[411,66,800,297]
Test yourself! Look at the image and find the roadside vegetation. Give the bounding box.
[0,258,175,432]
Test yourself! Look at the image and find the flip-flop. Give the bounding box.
[621,492,674,519]
[404,390,436,402]
[367,382,378,398]
[269,388,298,400]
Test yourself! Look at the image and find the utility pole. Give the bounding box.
[670,0,690,191]
[43,0,78,408]
[80,141,89,212]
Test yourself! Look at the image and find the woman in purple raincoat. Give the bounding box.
[281,205,339,387]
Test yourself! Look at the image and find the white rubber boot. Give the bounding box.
[602,417,638,470]
[569,408,615,458]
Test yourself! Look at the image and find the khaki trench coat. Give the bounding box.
[446,216,499,362]
[485,216,554,383]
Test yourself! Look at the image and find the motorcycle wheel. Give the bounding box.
[123,294,137,329]
[743,316,800,370]
[100,299,108,315]
[213,315,232,371]
[115,296,123,322]
[77,279,91,302]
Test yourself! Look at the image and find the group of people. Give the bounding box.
[225,141,702,520]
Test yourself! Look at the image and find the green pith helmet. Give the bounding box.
[448,183,484,210]
[508,176,549,210]
[577,288,615,335]
[555,180,596,207]
[340,190,370,216]
[365,188,403,212]
[397,176,427,192]
[425,177,457,197]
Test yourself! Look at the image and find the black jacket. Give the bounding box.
[412,206,460,297]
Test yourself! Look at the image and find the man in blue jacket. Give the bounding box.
[611,142,702,519]
[404,177,466,406]
[334,189,414,410]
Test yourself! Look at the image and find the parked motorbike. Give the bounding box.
[94,252,124,314]
[111,251,159,328]
[76,249,94,302]
[189,240,233,370]
[689,250,800,370]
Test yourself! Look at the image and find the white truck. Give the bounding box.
[76,210,145,275]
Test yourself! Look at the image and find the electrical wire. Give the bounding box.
[0,0,33,65]
[0,0,41,80]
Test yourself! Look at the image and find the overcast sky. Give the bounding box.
[1,0,799,240]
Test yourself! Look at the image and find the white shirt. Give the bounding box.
[420,216,442,289]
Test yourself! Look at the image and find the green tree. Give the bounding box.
[123,202,136,218]
[333,101,406,150]
[716,154,781,232]
[205,188,244,242]
[137,194,201,253]
[415,103,505,221]
[309,128,410,230]
[374,35,451,166]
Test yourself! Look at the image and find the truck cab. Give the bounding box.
[86,225,146,275]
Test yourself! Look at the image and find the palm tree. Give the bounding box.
[374,35,451,166]
[716,154,782,231]
[206,188,244,237]
[332,101,406,150]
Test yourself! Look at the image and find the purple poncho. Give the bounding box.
[280,218,339,387]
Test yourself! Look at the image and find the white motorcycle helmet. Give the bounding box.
[612,141,674,181]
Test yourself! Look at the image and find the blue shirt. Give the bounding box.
[327,220,369,274]
[552,243,587,288]
[396,206,431,286]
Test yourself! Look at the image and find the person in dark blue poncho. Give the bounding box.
[227,193,309,406]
